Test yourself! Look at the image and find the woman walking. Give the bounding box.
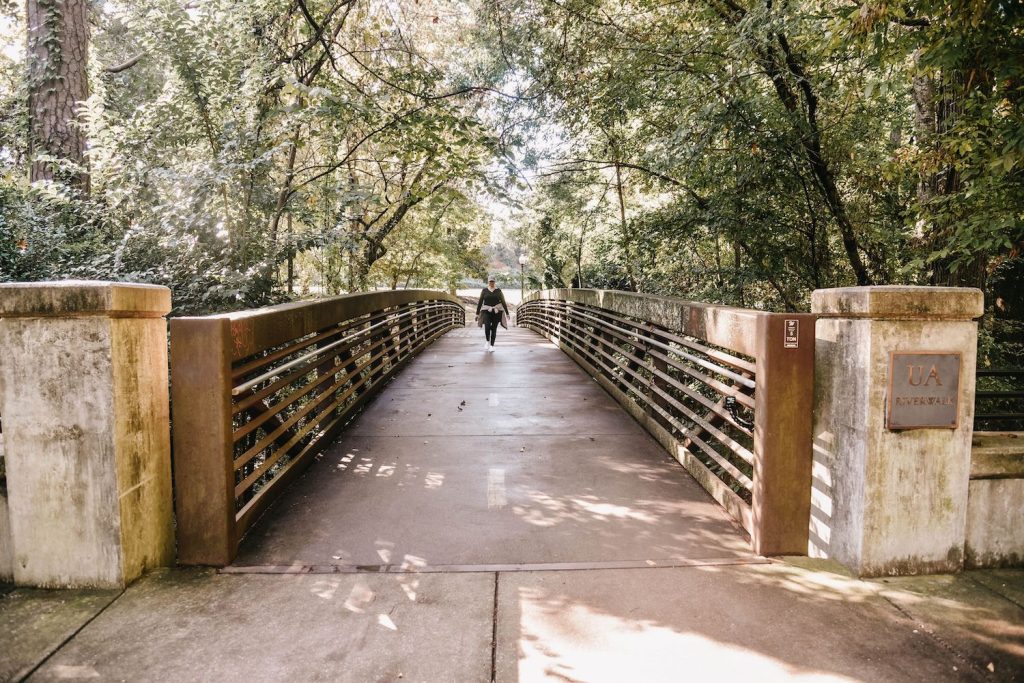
[476,277,509,352]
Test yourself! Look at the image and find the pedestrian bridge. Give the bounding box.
[2,283,1023,681]
[1,283,1018,586]
[169,289,814,569]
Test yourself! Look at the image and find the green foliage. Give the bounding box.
[1,0,1021,338]
[1,0,505,313]
[840,1,1024,280]
[486,0,1023,314]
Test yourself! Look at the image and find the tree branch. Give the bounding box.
[104,53,144,74]
[544,158,709,209]
[296,0,338,71]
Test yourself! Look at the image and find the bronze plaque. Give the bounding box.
[886,352,961,430]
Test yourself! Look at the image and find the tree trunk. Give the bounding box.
[575,222,586,288]
[913,62,987,289]
[27,0,90,191]
[733,240,744,306]
[286,212,295,295]
[269,131,301,241]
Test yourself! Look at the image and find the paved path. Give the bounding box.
[3,322,1024,682]
[232,325,753,569]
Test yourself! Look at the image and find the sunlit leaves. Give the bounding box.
[1,0,505,311]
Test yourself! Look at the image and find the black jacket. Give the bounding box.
[476,287,508,315]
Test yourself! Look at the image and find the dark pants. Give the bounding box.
[482,311,500,344]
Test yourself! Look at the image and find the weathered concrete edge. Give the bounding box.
[185,289,463,361]
[524,288,766,357]
[971,432,1024,479]
[965,433,1024,569]
[811,285,984,320]
[0,489,12,583]
[0,281,171,318]
[222,288,461,321]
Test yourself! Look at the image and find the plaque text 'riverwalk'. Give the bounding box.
[886,352,961,430]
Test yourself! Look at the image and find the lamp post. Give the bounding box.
[518,253,528,303]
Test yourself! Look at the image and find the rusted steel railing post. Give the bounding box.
[170,317,236,566]
[625,321,648,401]
[385,309,401,366]
[751,313,816,556]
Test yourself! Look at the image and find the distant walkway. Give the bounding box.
[4,321,1023,682]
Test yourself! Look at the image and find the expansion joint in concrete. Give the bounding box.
[351,432,640,438]
[878,592,984,678]
[19,588,125,682]
[489,572,499,683]
[962,572,1024,612]
[219,557,771,575]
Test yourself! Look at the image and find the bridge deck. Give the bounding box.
[233,325,752,570]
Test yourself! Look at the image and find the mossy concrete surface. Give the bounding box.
[875,569,1024,680]
[0,282,174,588]
[0,586,120,682]
[811,286,982,577]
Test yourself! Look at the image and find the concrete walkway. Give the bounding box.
[2,323,1024,682]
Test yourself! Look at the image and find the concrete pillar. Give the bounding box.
[810,286,983,577]
[0,281,174,588]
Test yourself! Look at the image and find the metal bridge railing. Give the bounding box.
[975,369,1024,432]
[518,289,815,556]
[170,290,465,566]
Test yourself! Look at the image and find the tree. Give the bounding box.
[2,0,511,311]
[485,0,1020,312]
[844,1,1024,288]
[26,0,90,190]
